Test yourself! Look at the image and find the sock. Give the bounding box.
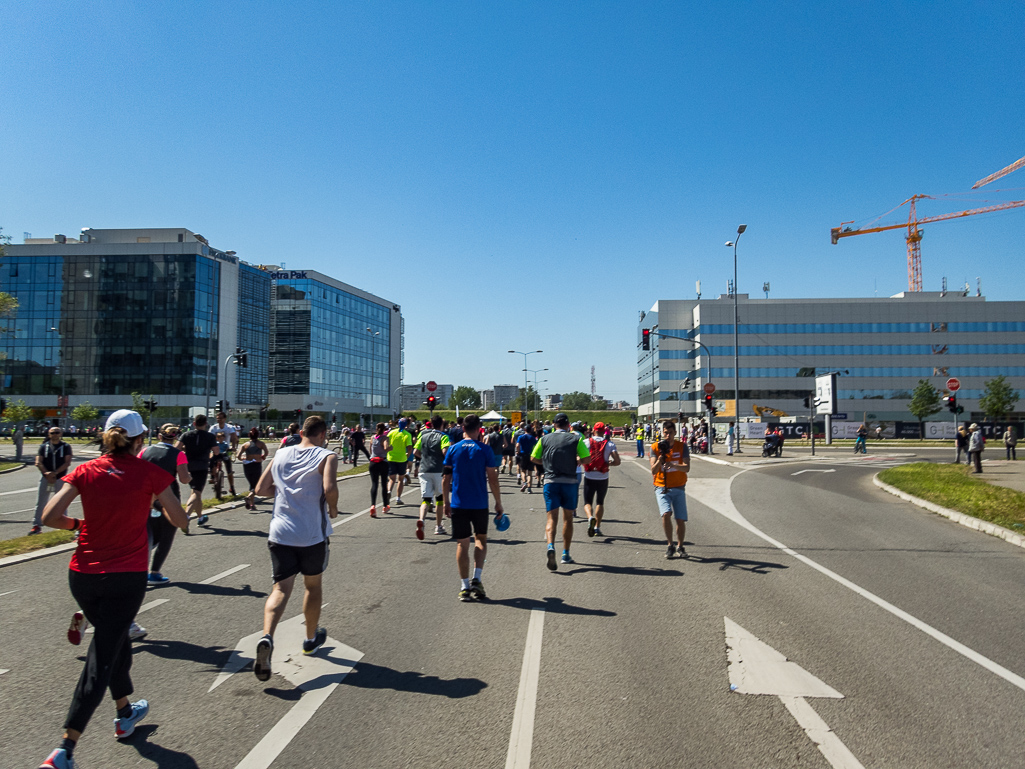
[547,543,554,550]
[473,567,483,581]
[117,703,133,720]
[461,578,471,590]
[61,737,76,757]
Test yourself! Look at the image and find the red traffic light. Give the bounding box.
[642,328,651,350]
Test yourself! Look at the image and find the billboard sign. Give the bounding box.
[814,373,837,416]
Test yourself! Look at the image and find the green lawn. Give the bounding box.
[878,463,1025,532]
[0,529,76,558]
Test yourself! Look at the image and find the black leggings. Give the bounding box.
[147,513,177,573]
[369,461,390,506]
[243,461,263,492]
[65,570,147,733]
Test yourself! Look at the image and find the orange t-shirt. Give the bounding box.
[652,439,689,488]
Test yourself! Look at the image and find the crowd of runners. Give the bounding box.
[33,407,694,769]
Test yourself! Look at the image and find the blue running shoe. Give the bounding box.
[114,699,149,740]
[197,514,209,525]
[302,627,327,655]
[39,748,74,769]
[148,572,169,584]
[561,551,574,564]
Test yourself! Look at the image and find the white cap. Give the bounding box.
[105,409,147,438]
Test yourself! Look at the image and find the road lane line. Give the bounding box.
[137,598,170,615]
[235,682,338,769]
[505,609,545,769]
[0,590,19,598]
[0,487,34,497]
[779,696,866,769]
[331,507,371,528]
[0,507,36,515]
[199,564,250,585]
[685,473,1025,694]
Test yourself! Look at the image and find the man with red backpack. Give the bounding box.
[583,422,621,538]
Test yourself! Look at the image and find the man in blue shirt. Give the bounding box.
[515,424,538,493]
[443,414,503,602]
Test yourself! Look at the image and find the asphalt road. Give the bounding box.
[2,446,1024,768]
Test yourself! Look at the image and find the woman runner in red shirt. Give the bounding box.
[37,410,188,769]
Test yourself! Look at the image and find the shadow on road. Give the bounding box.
[561,563,684,578]
[485,596,616,616]
[342,660,487,698]
[682,553,788,574]
[599,534,665,547]
[127,724,200,768]
[195,525,266,539]
[134,639,232,670]
[168,582,266,598]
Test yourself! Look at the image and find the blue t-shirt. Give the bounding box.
[516,433,537,455]
[444,439,500,510]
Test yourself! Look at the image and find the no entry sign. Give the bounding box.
[946,378,960,392]
[426,381,437,392]
[704,382,716,395]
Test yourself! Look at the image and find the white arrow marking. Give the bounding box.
[791,469,837,476]
[208,612,363,769]
[725,617,863,769]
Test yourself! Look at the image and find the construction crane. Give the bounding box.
[831,194,1025,292]
[973,155,1025,189]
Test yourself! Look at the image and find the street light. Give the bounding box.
[509,350,542,417]
[524,368,548,421]
[725,224,747,450]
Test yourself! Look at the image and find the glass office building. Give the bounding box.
[638,293,1025,422]
[269,269,400,416]
[1,229,401,419]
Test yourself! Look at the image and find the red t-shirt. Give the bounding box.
[65,453,173,574]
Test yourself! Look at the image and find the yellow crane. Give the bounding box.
[831,194,1025,292]
[973,155,1025,189]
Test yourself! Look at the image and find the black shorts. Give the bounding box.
[517,455,534,471]
[583,477,609,506]
[189,469,209,492]
[502,448,514,457]
[220,456,233,472]
[268,540,329,583]
[451,508,489,540]
[388,461,408,476]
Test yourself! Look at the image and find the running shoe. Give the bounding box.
[469,578,487,600]
[435,524,446,535]
[594,527,603,537]
[383,504,391,514]
[546,548,557,571]
[395,496,403,506]
[28,525,43,535]
[665,544,676,559]
[197,514,209,525]
[302,627,327,655]
[254,635,273,681]
[67,611,88,645]
[369,505,377,518]
[129,622,148,641]
[561,551,574,564]
[114,699,149,740]
[587,517,597,537]
[677,544,687,558]
[38,748,74,769]
[527,487,533,494]
[459,588,472,602]
[520,483,527,493]
[148,572,169,584]
[416,520,425,540]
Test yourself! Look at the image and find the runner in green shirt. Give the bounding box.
[386,419,414,505]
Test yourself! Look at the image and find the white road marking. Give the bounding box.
[725,617,863,769]
[137,598,170,615]
[791,469,836,476]
[208,612,363,769]
[331,507,371,528]
[0,590,19,598]
[505,609,545,769]
[684,476,1025,694]
[0,668,8,675]
[0,487,34,497]
[199,564,250,585]
[0,507,36,515]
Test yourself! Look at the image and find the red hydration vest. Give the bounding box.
[584,438,610,473]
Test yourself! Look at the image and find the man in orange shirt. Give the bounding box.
[650,420,691,559]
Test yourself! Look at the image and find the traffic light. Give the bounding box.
[214,400,224,414]
[803,395,811,409]
[259,405,268,420]
[426,395,437,412]
[295,408,303,420]
[944,394,957,413]
[0,398,6,415]
[143,400,157,412]
[642,328,651,350]
[703,394,713,411]
[682,377,691,390]
[232,347,248,367]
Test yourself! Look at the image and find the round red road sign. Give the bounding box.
[946,377,960,392]
[426,380,437,392]
[703,382,716,395]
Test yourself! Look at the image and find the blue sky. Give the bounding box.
[2,1,1023,404]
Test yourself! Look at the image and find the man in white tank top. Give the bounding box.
[252,416,339,681]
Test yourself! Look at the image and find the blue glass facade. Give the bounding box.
[237,264,271,405]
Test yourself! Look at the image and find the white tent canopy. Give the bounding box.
[480,410,505,421]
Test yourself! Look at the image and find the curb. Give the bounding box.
[0,463,28,475]
[872,474,1025,551]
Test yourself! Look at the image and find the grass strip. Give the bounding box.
[0,529,75,558]
[878,462,1025,532]
[0,462,22,472]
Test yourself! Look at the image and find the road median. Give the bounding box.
[875,463,1025,550]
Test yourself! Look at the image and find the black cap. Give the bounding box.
[554,413,570,426]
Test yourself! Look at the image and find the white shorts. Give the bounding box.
[419,472,443,501]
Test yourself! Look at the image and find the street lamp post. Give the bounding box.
[508,350,542,418]
[524,368,548,421]
[725,224,747,452]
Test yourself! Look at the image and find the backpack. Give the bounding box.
[584,438,610,473]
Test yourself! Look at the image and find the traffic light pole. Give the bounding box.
[649,330,714,454]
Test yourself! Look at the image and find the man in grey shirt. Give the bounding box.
[414,414,450,538]
[532,413,590,570]
[252,416,339,681]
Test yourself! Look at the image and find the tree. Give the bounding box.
[0,227,19,337]
[131,391,146,414]
[2,399,34,426]
[448,385,481,409]
[907,379,941,436]
[978,375,1019,420]
[507,386,537,412]
[71,402,100,424]
[561,391,594,410]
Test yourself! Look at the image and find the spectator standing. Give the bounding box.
[968,423,985,473]
[1004,426,1018,461]
[30,426,73,535]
